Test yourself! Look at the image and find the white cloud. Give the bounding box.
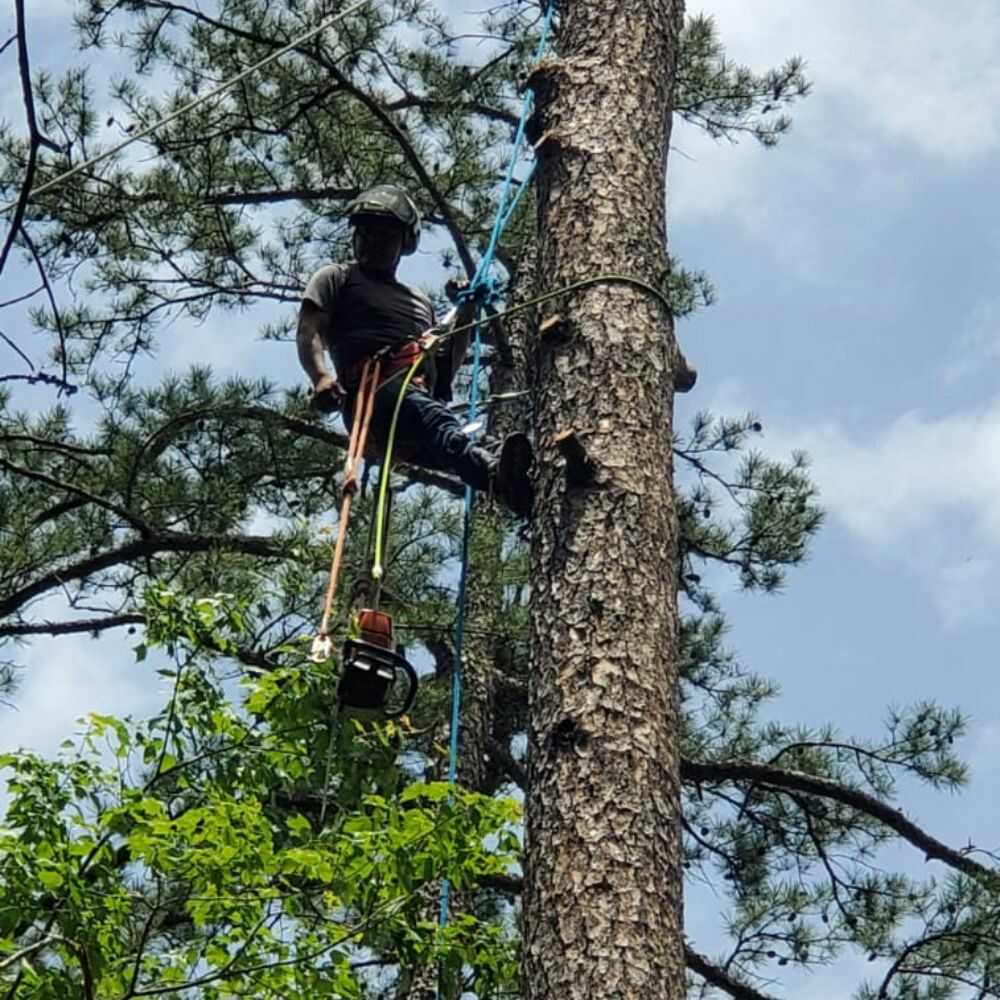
[940,295,1000,387]
[2,630,163,760]
[797,402,1000,629]
[669,1,1000,263]
[706,375,1000,630]
[933,556,995,630]
[799,403,1000,547]
[698,0,1000,159]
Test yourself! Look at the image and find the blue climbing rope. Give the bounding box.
[436,0,556,967]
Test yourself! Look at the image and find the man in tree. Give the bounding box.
[297,184,533,515]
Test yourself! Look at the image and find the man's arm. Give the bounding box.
[448,296,477,376]
[296,299,343,412]
[431,279,480,402]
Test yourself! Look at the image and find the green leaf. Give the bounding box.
[400,781,452,803]
[37,870,64,890]
[286,814,312,838]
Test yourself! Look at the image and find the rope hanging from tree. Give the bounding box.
[435,0,558,976]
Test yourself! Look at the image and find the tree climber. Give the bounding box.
[297,184,533,516]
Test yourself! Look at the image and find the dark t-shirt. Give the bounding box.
[303,262,436,390]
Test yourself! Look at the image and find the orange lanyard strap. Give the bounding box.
[312,358,381,658]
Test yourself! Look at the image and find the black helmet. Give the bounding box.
[347,184,421,256]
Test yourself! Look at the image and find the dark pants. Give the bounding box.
[345,381,493,490]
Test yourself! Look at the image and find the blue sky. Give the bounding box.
[670,3,1000,990]
[2,1,999,995]
[669,0,1000,773]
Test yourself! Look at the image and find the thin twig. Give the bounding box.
[0,329,33,370]
[0,284,44,310]
[19,226,71,393]
[0,0,38,280]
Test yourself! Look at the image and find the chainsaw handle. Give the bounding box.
[383,652,418,719]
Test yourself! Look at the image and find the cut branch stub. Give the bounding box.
[552,429,595,485]
[538,313,571,342]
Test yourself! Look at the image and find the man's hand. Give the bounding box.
[311,373,345,413]
[444,277,470,303]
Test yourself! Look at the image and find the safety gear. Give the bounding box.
[347,184,421,256]
[343,339,425,393]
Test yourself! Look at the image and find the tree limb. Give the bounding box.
[0,612,144,638]
[123,404,465,511]
[685,945,780,1000]
[203,184,358,207]
[0,531,287,620]
[0,457,150,533]
[0,433,109,457]
[384,95,519,128]
[682,757,998,886]
[18,226,73,393]
[0,0,73,395]
[0,0,39,279]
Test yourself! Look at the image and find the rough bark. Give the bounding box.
[523,2,687,998]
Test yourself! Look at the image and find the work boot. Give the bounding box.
[493,432,534,519]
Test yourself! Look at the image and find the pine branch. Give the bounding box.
[0,457,150,533]
[685,945,779,1000]
[18,226,73,393]
[0,0,73,395]
[0,531,287,620]
[0,0,40,279]
[0,613,143,638]
[32,497,89,526]
[682,757,998,886]
[124,405,350,508]
[0,329,34,370]
[0,434,110,457]
[203,185,358,207]
[383,96,519,129]
[81,186,361,223]
[123,404,464,510]
[876,930,998,998]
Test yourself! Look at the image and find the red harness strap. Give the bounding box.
[345,338,427,392]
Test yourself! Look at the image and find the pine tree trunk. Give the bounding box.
[523,2,687,998]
